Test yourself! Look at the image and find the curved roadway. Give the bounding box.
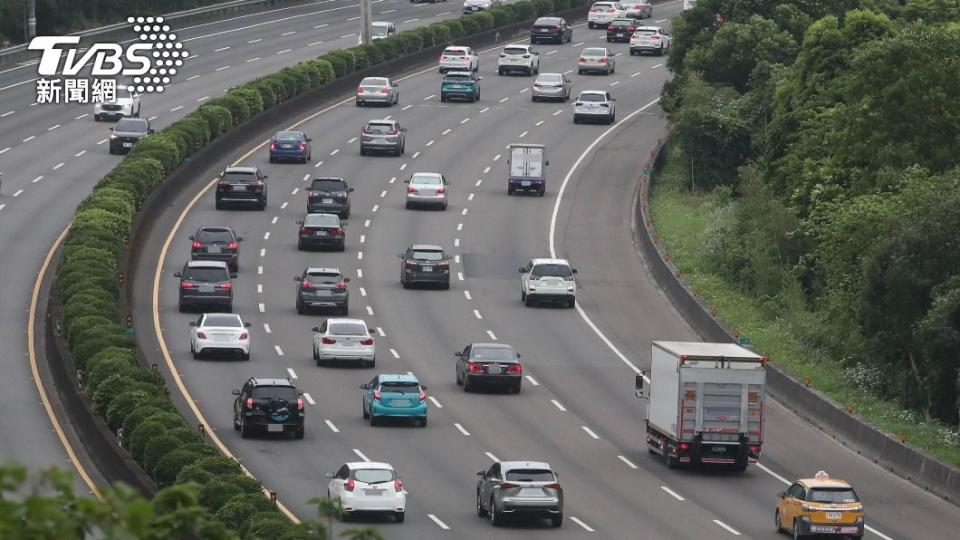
[128,2,960,538]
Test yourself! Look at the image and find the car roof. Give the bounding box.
[500,460,552,471]
[223,166,258,173]
[186,260,229,269]
[249,377,295,387]
[530,258,571,265]
[305,267,342,274]
[377,373,420,384]
[411,244,444,251]
[346,461,394,470]
[797,478,853,489]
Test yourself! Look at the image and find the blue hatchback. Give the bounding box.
[269,130,312,163]
[360,374,428,427]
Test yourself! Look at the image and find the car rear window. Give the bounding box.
[579,93,605,102]
[184,268,228,282]
[275,131,301,141]
[472,347,517,362]
[503,47,528,55]
[444,48,468,56]
[444,74,472,82]
[610,20,633,27]
[635,28,659,36]
[531,263,573,278]
[592,2,615,8]
[328,322,367,335]
[197,229,234,242]
[311,179,347,191]
[411,250,443,261]
[807,488,859,504]
[116,118,146,132]
[380,381,420,393]
[411,174,442,185]
[360,77,388,86]
[534,18,560,27]
[252,386,298,401]
[505,469,555,482]
[203,314,241,327]
[372,26,389,36]
[537,74,563,84]
[366,123,395,134]
[582,48,606,56]
[222,170,257,183]
[306,272,341,283]
[352,468,395,483]
[304,214,340,227]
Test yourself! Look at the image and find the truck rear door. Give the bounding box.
[682,382,762,441]
[526,147,544,178]
[510,146,528,177]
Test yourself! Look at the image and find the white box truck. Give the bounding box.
[635,341,766,470]
[507,143,548,196]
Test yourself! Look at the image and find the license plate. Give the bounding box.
[826,512,842,520]
[365,488,385,495]
[711,446,726,454]
[374,138,388,144]
[199,284,214,293]
[209,245,222,254]
[282,143,292,148]
[315,230,327,236]
[521,181,531,187]
[267,424,283,432]
[518,488,545,497]
[489,363,502,375]
[122,142,132,148]
[422,266,433,272]
[322,198,334,204]
[618,33,625,37]
[392,400,411,407]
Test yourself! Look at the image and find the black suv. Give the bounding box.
[174,260,235,312]
[232,378,305,439]
[108,118,153,154]
[399,244,451,289]
[606,18,638,42]
[531,17,573,44]
[295,266,350,315]
[190,226,243,272]
[307,177,353,217]
[216,166,268,210]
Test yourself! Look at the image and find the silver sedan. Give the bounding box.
[404,172,449,209]
[356,77,399,106]
[531,73,571,102]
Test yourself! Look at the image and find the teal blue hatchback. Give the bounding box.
[360,374,428,427]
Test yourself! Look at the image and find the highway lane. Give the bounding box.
[135,13,751,538]
[0,0,490,489]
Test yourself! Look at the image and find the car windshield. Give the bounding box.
[116,118,146,132]
[353,468,395,483]
[411,250,443,261]
[505,469,555,482]
[197,229,234,243]
[304,214,340,227]
[531,264,573,278]
[311,179,346,191]
[472,347,518,362]
[444,48,468,56]
[275,131,301,141]
[252,386,298,401]
[222,170,257,183]
[328,322,367,335]
[380,381,420,393]
[366,123,395,134]
[361,77,388,86]
[537,74,562,84]
[579,93,606,102]
[582,48,606,57]
[808,488,860,504]
[411,174,442,185]
[184,268,227,282]
[372,25,389,36]
[503,47,528,55]
[203,314,241,327]
[306,272,341,284]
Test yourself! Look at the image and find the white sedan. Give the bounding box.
[327,462,406,522]
[405,172,449,209]
[312,318,376,367]
[190,313,251,360]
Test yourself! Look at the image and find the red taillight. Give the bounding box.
[418,388,426,402]
[506,363,522,374]
[301,279,313,289]
[321,336,336,344]
[362,127,373,134]
[467,362,484,374]
[245,397,254,409]
[386,130,398,135]
[217,282,232,290]
[600,103,610,107]
[180,281,197,289]
[238,332,248,340]
[679,442,690,451]
[522,54,530,58]
[544,482,560,489]
[373,389,381,401]
[196,331,207,339]
[297,396,304,410]
[299,142,306,151]
[357,87,363,94]
[360,338,374,346]
[191,240,202,249]
[344,478,355,491]
[380,88,390,94]
[607,8,615,12]
[749,445,760,455]
[394,478,403,492]
[405,260,418,267]
[270,142,277,150]
[436,186,446,194]
[406,186,416,193]
[335,281,347,289]
[227,241,238,250]
[218,181,230,188]
[330,228,344,237]
[578,57,585,63]
[650,34,661,40]
[499,482,518,489]
[599,58,608,63]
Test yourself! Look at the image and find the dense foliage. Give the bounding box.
[53,0,588,535]
[663,0,960,426]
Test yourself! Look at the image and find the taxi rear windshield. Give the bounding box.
[807,488,859,504]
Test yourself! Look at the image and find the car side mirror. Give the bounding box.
[420,385,428,391]
[244,322,252,328]
[516,353,522,358]
[189,321,197,327]
[109,127,114,131]
[188,235,195,240]
[294,276,302,281]
[477,471,486,477]
[402,127,407,132]
[545,160,550,166]
[398,253,405,258]
[403,178,410,183]
[348,187,355,192]
[326,472,334,478]
[232,389,240,395]
[571,268,578,274]
[343,277,351,283]
[369,328,376,334]
[312,326,321,332]
[341,221,348,227]
[518,267,525,273]
[236,236,244,241]
[777,491,786,499]
[148,129,155,134]
[359,384,369,390]
[262,175,269,180]
[173,271,182,277]
[296,219,304,225]
[455,351,463,357]
[444,179,450,185]
[393,83,398,87]
[307,137,312,142]
[635,373,647,399]
[231,272,238,279]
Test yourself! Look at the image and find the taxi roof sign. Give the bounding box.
[814,470,829,480]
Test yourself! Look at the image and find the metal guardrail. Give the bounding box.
[0,0,313,65]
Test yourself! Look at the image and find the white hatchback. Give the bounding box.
[327,462,406,522]
[312,318,376,367]
[190,313,252,360]
[520,258,578,307]
[588,2,626,28]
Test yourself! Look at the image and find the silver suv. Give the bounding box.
[360,119,406,156]
[476,461,563,527]
[519,258,577,307]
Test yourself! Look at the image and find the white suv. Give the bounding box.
[93,85,141,121]
[588,2,627,28]
[519,258,577,307]
[438,46,479,73]
[573,90,616,124]
[498,45,540,76]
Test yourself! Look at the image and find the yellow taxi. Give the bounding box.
[775,471,864,539]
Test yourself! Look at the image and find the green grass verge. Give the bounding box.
[649,145,960,467]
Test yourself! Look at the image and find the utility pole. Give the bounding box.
[360,0,371,45]
[25,0,37,41]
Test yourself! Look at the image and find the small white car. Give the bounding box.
[94,86,141,121]
[587,2,627,28]
[498,45,540,76]
[630,26,671,56]
[190,313,251,360]
[578,47,616,75]
[312,318,376,367]
[464,0,500,12]
[371,21,396,40]
[405,172,449,209]
[439,46,479,73]
[327,462,406,522]
[520,258,578,307]
[573,90,616,124]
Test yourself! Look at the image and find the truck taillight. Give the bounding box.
[749,445,760,455]
[679,442,690,451]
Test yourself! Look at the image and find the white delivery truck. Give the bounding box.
[635,341,766,470]
[507,143,548,196]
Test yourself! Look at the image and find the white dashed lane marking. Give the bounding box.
[571,517,595,532]
[353,449,371,462]
[390,349,400,359]
[274,345,284,356]
[303,393,316,405]
[215,65,230,71]
[325,419,339,432]
[581,426,600,439]
[551,399,567,412]
[713,520,741,536]
[214,46,230,52]
[486,330,498,341]
[428,396,443,408]
[286,368,298,379]
[32,175,43,183]
[525,375,539,386]
[427,514,450,530]
[661,486,685,501]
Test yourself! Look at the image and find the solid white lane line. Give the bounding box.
[303,392,316,405]
[428,396,443,408]
[570,517,595,532]
[274,345,284,356]
[581,426,600,439]
[47,124,61,131]
[713,520,741,536]
[485,451,500,462]
[454,423,471,436]
[464,290,472,300]
[486,330,498,341]
[74,150,86,157]
[390,349,400,359]
[359,287,367,296]
[325,420,339,432]
[263,323,272,334]
[551,399,567,412]
[52,162,64,170]
[258,303,265,313]
[427,514,450,530]
[287,368,298,379]
[366,306,374,315]
[376,327,385,337]
[32,175,43,183]
[411,151,420,158]
[525,375,539,386]
[353,449,371,462]
[473,309,482,320]
[618,455,638,469]
[661,486,685,501]
[215,65,230,71]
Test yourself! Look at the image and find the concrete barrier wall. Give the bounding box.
[635,140,960,503]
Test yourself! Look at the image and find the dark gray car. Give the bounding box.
[295,267,350,315]
[215,166,268,210]
[174,260,235,312]
[455,342,523,392]
[108,117,153,154]
[399,244,451,289]
[360,119,406,156]
[476,461,563,527]
[307,177,353,217]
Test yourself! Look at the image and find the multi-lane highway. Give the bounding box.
[127,1,960,538]
[0,0,471,491]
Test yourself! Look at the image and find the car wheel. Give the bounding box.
[658,45,664,57]
[226,303,233,313]
[507,185,514,195]
[520,291,526,303]
[242,352,250,361]
[775,510,783,532]
[401,279,409,289]
[443,281,450,290]
[551,514,563,527]
[338,242,346,252]
[313,345,320,363]
[513,381,522,394]
[362,404,369,419]
[524,294,534,307]
[233,414,240,430]
[440,94,446,102]
[295,427,304,439]
[239,417,250,438]
[360,146,366,156]
[476,491,487,517]
[567,296,576,308]
[539,186,545,197]
[531,94,537,102]
[578,69,584,75]
[369,413,378,426]
[395,511,405,523]
[442,201,448,210]
[456,368,463,385]
[462,376,472,392]
[296,299,305,315]
[498,68,504,76]
[792,520,802,540]
[356,100,362,107]
[588,22,594,29]
[489,498,501,526]
[340,301,349,316]
[418,416,427,427]
[297,239,304,250]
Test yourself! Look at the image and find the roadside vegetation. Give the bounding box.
[652,0,960,465]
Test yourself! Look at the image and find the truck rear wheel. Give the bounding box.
[664,449,678,469]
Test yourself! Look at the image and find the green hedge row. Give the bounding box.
[57,0,590,536]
